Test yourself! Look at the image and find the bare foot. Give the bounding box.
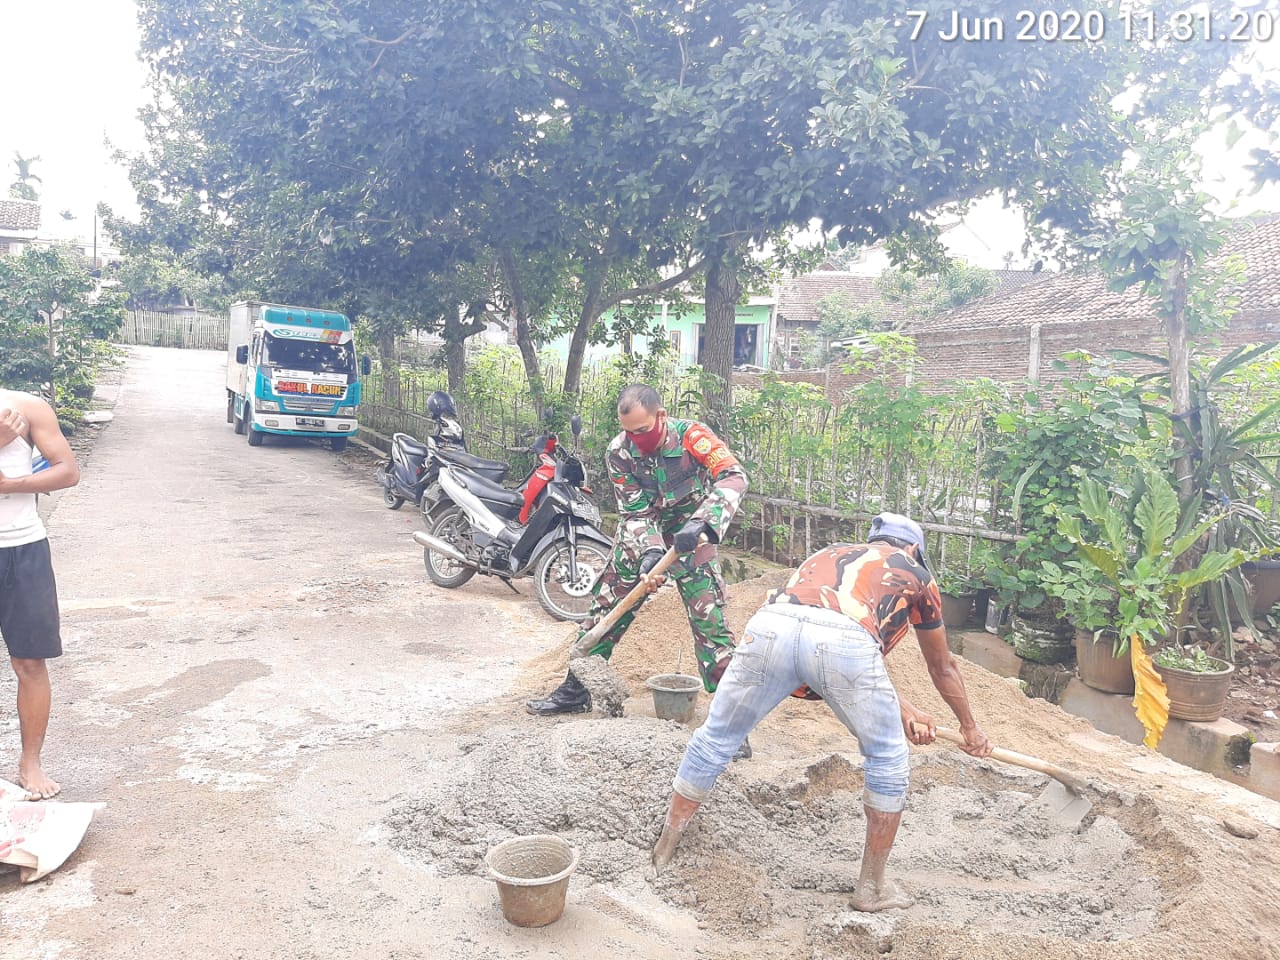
[19,764,60,800]
[850,879,913,913]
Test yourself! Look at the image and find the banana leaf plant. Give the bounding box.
[1112,343,1280,657]
[1054,469,1253,747]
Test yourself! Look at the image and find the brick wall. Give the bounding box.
[816,309,1280,402]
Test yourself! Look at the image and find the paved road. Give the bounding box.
[1,346,634,958]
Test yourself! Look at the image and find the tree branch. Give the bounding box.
[598,258,708,311]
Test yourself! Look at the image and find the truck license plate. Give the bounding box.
[298,418,325,428]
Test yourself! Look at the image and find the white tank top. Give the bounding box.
[0,435,46,547]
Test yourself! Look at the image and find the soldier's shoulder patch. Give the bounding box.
[683,421,739,474]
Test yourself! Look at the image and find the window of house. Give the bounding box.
[668,330,681,353]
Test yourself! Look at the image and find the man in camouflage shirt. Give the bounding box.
[526,383,749,717]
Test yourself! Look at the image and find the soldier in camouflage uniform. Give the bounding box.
[526,383,749,718]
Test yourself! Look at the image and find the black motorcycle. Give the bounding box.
[379,390,509,511]
[412,416,613,622]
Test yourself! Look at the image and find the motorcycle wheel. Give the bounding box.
[424,506,478,588]
[533,539,609,622]
[382,470,405,510]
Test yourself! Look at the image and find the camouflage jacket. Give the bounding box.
[606,417,748,557]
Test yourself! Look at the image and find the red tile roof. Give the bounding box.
[916,214,1280,333]
[778,268,1045,327]
[0,200,40,232]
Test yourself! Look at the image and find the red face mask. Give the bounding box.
[626,413,666,456]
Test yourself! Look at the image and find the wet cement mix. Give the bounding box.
[389,573,1280,960]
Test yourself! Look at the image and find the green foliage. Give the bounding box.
[8,151,41,201]
[1055,470,1252,656]
[1152,645,1228,674]
[987,353,1154,613]
[1039,558,1119,636]
[934,537,1000,597]
[1115,343,1280,652]
[0,245,124,425]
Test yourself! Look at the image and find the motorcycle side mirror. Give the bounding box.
[571,415,582,438]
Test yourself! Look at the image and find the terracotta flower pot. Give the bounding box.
[1074,629,1134,695]
[1243,560,1280,615]
[1154,655,1234,723]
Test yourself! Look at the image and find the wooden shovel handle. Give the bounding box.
[569,546,681,658]
[918,724,1087,796]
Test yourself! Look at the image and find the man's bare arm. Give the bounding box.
[914,624,992,757]
[0,395,80,495]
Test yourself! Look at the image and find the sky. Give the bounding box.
[1,1,1277,265]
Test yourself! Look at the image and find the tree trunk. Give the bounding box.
[563,280,603,401]
[441,309,468,394]
[377,327,400,406]
[500,247,546,422]
[1166,260,1193,499]
[703,249,742,433]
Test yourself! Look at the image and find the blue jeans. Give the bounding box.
[673,603,910,813]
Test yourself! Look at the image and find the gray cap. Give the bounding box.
[868,512,931,574]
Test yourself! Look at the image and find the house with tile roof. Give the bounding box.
[880,214,1280,392]
[773,266,1044,369]
[0,199,40,257]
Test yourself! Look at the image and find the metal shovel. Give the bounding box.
[922,725,1093,831]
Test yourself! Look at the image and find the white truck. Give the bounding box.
[225,300,371,450]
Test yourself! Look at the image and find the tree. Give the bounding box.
[126,0,1276,430]
[0,245,124,410]
[8,151,41,201]
[815,263,997,344]
[624,0,1274,424]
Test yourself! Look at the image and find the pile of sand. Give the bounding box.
[398,573,1280,960]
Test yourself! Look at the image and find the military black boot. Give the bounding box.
[525,670,592,715]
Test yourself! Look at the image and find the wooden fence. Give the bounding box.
[116,310,228,351]
[362,351,1012,568]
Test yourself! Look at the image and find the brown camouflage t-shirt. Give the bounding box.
[768,542,943,656]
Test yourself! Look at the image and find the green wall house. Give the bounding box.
[542,297,774,370]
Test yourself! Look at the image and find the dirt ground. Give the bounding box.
[2,346,1279,960]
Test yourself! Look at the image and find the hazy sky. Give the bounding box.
[1,1,1276,263]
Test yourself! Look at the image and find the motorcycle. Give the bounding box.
[412,416,614,622]
[380,413,509,511]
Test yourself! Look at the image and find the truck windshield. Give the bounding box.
[261,333,355,377]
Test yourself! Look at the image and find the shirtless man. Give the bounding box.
[0,391,80,799]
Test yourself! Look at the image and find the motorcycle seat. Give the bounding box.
[455,470,525,510]
[438,447,510,479]
[399,437,431,459]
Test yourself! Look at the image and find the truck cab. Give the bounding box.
[226,301,371,451]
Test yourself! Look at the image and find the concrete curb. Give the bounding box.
[949,626,1280,803]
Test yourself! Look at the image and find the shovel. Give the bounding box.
[567,546,682,660]
[915,724,1093,830]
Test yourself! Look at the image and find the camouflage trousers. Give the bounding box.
[577,539,735,692]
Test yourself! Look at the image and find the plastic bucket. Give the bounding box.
[646,673,701,724]
[485,834,579,927]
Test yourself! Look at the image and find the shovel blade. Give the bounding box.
[1032,779,1092,831]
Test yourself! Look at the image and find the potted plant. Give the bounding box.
[935,567,977,628]
[1040,558,1130,693]
[1123,344,1280,651]
[1151,645,1235,722]
[1054,468,1254,745]
[935,550,995,629]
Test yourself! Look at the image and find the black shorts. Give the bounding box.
[0,538,63,660]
